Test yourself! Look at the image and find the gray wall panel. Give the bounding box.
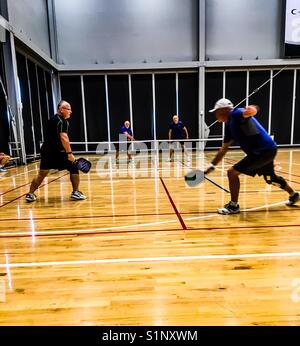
[7,0,51,56]
[206,0,283,60]
[54,0,198,64]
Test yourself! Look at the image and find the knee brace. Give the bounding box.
[264,174,287,189]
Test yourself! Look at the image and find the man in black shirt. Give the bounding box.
[25,100,86,202]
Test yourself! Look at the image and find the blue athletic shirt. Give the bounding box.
[169,121,185,139]
[224,108,276,154]
[120,126,133,137]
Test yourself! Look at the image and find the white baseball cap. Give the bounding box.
[209,98,234,112]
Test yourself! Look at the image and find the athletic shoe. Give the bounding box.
[286,192,300,206]
[218,202,240,215]
[0,167,7,173]
[25,193,37,203]
[71,191,87,200]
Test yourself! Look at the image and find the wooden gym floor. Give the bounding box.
[0,148,300,326]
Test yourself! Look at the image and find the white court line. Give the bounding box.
[1,251,300,268]
[0,200,289,238]
[0,218,180,237]
[184,201,287,222]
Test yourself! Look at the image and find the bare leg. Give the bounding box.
[170,148,174,160]
[70,173,79,191]
[283,182,294,195]
[0,156,10,167]
[227,168,241,203]
[29,169,49,193]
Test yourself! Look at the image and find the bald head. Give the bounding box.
[172,115,179,124]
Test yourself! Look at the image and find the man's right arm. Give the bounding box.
[60,132,75,162]
[168,129,172,140]
[205,141,233,174]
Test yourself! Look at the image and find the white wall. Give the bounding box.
[7,0,51,56]
[54,0,199,65]
[206,0,283,60]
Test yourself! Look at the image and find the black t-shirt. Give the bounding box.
[43,114,69,152]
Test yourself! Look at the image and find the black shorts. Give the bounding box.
[170,139,185,146]
[234,148,277,177]
[115,142,133,152]
[40,147,79,174]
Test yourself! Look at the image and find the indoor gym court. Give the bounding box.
[1,0,300,327]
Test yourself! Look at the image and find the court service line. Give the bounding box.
[159,177,187,230]
[0,168,39,181]
[0,218,181,237]
[2,251,300,268]
[0,200,291,238]
[0,182,31,197]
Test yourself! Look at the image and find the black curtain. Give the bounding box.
[0,43,9,153]
[131,74,154,142]
[45,71,54,117]
[178,72,199,142]
[205,72,223,148]
[83,75,108,151]
[294,70,300,144]
[60,76,85,152]
[107,75,130,142]
[155,73,176,140]
[271,70,294,145]
[248,70,270,131]
[37,66,49,140]
[16,52,35,157]
[27,60,42,153]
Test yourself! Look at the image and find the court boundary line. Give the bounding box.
[1,203,299,223]
[2,251,300,268]
[0,200,294,238]
[1,223,300,239]
[0,173,69,209]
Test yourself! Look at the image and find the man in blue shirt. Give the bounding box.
[116,120,135,163]
[205,98,299,214]
[169,115,189,161]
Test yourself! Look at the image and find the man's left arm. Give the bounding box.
[183,126,189,139]
[243,105,259,118]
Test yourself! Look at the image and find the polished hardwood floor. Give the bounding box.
[0,149,300,325]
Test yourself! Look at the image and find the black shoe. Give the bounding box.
[218,202,240,215]
[287,192,300,206]
[25,193,37,203]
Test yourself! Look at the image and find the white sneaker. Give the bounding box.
[71,191,87,200]
[0,167,7,173]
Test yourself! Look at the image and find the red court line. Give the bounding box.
[0,182,31,197]
[0,227,185,239]
[1,223,300,239]
[159,177,187,230]
[1,204,300,223]
[0,173,69,209]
